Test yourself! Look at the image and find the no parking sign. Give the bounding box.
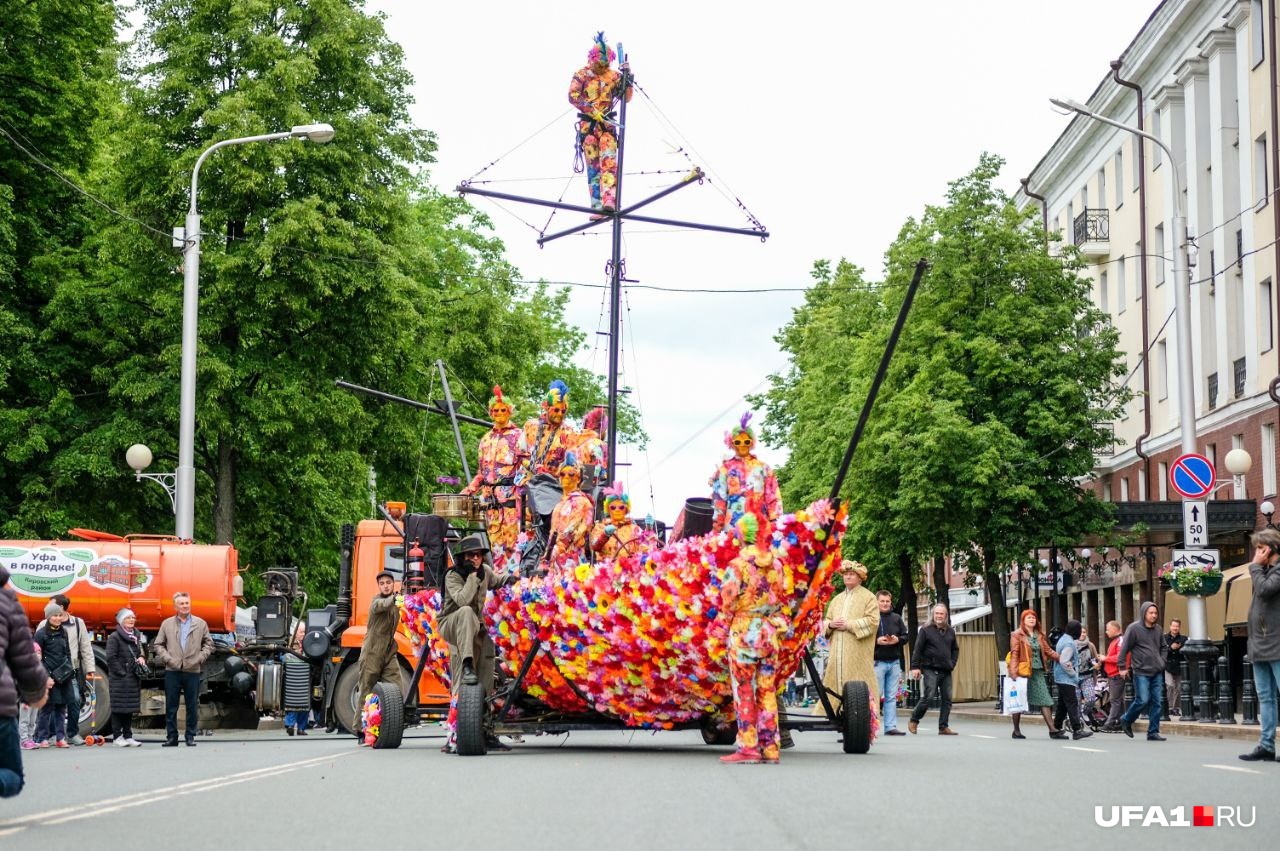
[1169,453,1215,500]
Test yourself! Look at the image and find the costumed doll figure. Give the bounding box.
[568,32,633,212]
[709,412,782,539]
[462,386,529,555]
[567,405,608,474]
[718,515,787,765]
[523,379,574,477]
[547,451,595,567]
[589,481,649,560]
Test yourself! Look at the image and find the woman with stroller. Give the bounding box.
[1007,609,1067,739]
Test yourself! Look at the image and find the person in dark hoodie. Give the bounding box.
[1,565,50,797]
[1118,601,1168,741]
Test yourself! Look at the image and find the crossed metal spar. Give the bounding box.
[456,167,769,245]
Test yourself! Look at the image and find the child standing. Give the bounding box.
[17,644,42,750]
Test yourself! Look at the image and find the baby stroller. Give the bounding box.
[1081,673,1109,732]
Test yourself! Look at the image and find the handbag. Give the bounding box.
[48,658,76,685]
[1002,675,1029,715]
[134,661,151,679]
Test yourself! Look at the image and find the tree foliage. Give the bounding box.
[2,1,637,604]
[760,154,1129,654]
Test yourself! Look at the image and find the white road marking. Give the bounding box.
[0,752,352,832]
[969,734,996,739]
[1203,763,1260,774]
[1063,746,1107,753]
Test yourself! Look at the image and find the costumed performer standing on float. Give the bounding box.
[523,379,574,478]
[567,405,608,480]
[717,515,788,764]
[589,481,647,560]
[821,559,880,723]
[548,451,595,567]
[568,32,632,214]
[709,412,782,539]
[461,386,528,556]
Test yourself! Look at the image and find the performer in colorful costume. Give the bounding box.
[718,515,787,764]
[589,481,648,560]
[567,405,608,474]
[709,412,782,539]
[461,386,528,554]
[548,451,595,567]
[523,379,574,477]
[568,32,632,212]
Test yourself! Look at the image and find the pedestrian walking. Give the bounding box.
[33,603,78,748]
[1077,625,1101,721]
[1118,601,1167,741]
[908,604,959,735]
[1053,620,1092,740]
[153,591,213,747]
[105,609,145,747]
[1007,609,1066,739]
[873,590,909,736]
[1,565,49,798]
[1101,620,1125,732]
[1163,619,1186,716]
[36,594,94,745]
[1239,528,1280,762]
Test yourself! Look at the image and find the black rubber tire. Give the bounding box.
[455,682,488,756]
[370,681,404,750]
[700,717,736,746]
[332,664,362,734]
[842,680,872,754]
[82,660,111,734]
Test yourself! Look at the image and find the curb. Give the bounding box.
[949,704,1262,742]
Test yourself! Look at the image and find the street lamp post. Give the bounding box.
[175,123,334,540]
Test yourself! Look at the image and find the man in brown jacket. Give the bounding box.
[439,536,517,692]
[153,592,214,747]
[2,565,50,797]
[356,571,402,742]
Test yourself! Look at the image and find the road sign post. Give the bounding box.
[1167,452,1218,653]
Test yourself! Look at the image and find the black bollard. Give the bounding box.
[1179,657,1194,719]
[1196,659,1215,722]
[1216,656,1236,724]
[1241,656,1260,725]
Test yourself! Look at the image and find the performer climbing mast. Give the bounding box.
[568,32,633,213]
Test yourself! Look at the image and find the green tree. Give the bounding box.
[762,154,1128,655]
[0,0,118,536]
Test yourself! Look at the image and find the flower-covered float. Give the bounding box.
[399,496,875,756]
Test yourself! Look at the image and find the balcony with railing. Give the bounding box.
[1073,208,1110,257]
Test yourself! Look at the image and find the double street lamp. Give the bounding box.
[134,123,335,539]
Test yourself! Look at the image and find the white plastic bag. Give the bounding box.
[1002,676,1029,715]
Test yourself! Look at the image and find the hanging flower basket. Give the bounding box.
[1158,560,1224,596]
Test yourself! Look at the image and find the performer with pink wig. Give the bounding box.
[590,481,649,560]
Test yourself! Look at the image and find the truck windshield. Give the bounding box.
[382,544,405,582]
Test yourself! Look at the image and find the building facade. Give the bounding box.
[1016,0,1280,643]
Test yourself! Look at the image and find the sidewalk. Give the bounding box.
[946,701,1262,741]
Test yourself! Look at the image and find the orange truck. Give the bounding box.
[3,517,450,738]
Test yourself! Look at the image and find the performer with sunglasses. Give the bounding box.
[709,412,782,540]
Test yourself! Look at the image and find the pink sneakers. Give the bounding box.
[719,749,762,765]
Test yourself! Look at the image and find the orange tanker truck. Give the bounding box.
[2,517,451,739]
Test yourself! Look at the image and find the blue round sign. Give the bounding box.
[1170,453,1215,499]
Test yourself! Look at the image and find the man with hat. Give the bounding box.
[461,385,528,556]
[439,535,517,695]
[821,560,881,731]
[355,569,401,742]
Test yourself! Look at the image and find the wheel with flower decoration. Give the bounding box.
[699,716,736,746]
[455,682,488,756]
[369,681,404,749]
[841,680,871,754]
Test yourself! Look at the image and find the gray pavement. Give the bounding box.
[0,718,1273,850]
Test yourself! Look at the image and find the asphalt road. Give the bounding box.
[0,718,1272,850]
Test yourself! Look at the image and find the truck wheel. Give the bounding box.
[332,665,362,734]
[699,716,736,746]
[369,682,404,750]
[841,680,871,754]
[455,683,488,756]
[83,660,111,735]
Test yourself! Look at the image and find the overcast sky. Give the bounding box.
[365,0,1160,521]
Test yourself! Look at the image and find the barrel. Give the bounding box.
[680,498,715,539]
